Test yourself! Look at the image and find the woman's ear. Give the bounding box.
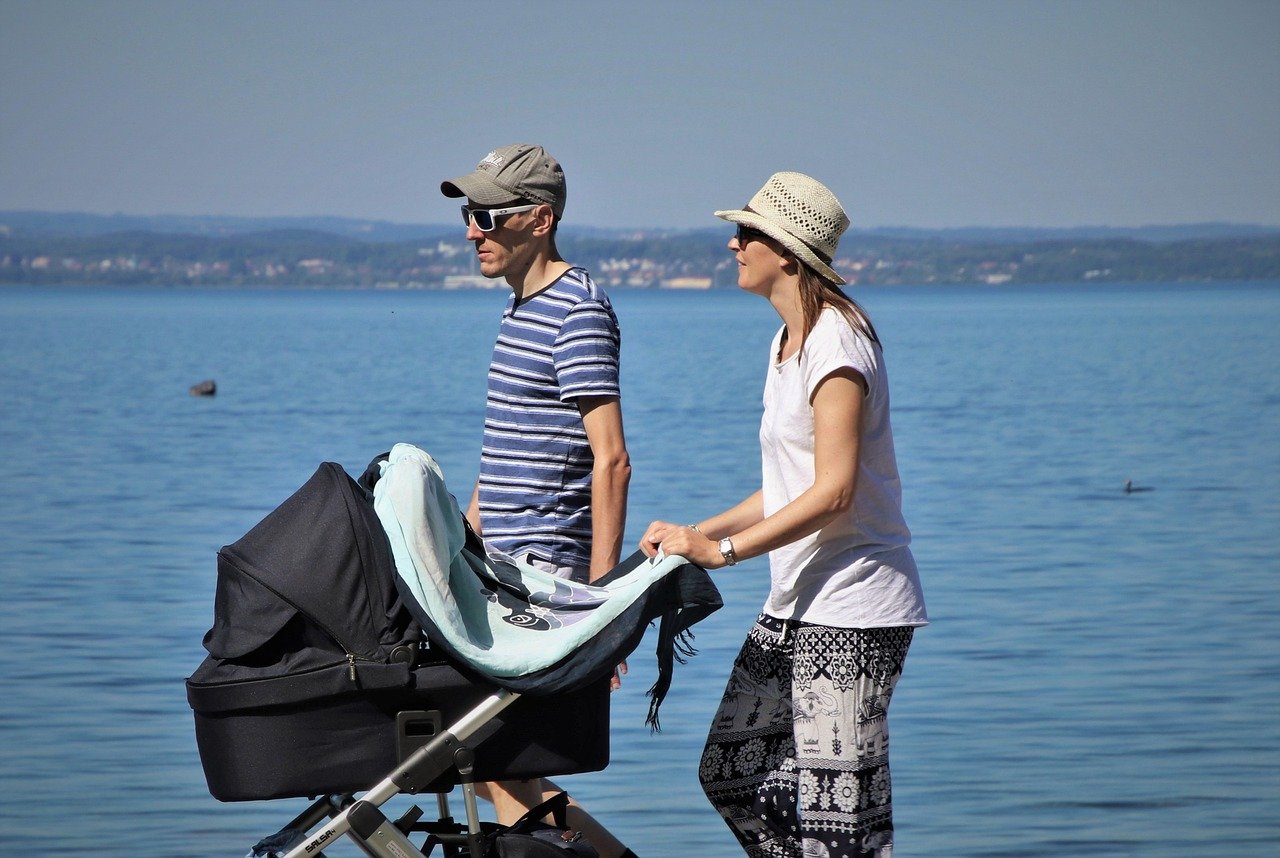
[779,252,800,275]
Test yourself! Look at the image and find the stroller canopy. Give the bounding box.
[189,462,417,712]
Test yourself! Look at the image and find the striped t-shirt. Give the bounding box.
[477,267,621,569]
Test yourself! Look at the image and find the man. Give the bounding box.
[442,143,629,585]
[440,144,636,858]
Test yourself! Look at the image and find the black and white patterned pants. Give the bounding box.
[699,615,914,858]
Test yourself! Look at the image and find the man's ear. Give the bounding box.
[530,203,557,237]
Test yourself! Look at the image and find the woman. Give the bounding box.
[640,172,927,857]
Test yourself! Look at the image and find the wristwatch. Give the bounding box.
[718,537,738,567]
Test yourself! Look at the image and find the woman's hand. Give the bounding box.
[639,520,676,557]
[640,520,726,569]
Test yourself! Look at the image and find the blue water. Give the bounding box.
[1,283,1277,856]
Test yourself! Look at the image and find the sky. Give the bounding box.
[2,0,1278,231]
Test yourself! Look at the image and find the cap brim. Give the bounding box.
[714,209,845,285]
[440,173,522,206]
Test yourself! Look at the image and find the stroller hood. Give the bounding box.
[188,462,417,713]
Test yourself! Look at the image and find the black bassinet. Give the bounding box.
[186,461,609,802]
[188,452,721,857]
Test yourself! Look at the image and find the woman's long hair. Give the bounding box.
[795,262,880,349]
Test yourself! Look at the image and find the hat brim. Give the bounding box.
[441,173,523,207]
[715,208,845,285]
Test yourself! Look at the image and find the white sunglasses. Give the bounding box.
[461,204,538,232]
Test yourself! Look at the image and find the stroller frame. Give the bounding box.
[279,689,519,858]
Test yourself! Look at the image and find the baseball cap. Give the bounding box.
[441,143,567,218]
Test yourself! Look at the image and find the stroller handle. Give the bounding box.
[281,690,521,858]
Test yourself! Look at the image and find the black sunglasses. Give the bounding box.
[735,225,767,246]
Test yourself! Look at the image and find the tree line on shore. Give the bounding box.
[3,217,1278,287]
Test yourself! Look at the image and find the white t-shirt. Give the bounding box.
[759,308,928,628]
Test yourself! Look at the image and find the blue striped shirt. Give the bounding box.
[478,268,621,568]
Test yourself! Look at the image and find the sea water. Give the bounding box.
[0,283,1276,856]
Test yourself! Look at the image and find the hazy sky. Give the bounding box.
[2,0,1278,230]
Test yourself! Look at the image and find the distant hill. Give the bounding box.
[851,223,1280,243]
[2,210,1276,244]
[0,211,452,243]
[3,211,1278,287]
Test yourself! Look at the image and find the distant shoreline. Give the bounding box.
[4,212,1279,287]
[5,279,1279,293]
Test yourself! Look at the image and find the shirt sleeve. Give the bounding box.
[801,313,877,403]
[553,299,622,401]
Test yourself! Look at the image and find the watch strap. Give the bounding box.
[718,537,737,566]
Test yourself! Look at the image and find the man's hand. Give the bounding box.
[610,660,628,691]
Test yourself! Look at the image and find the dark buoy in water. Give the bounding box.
[1124,480,1152,494]
[189,379,217,397]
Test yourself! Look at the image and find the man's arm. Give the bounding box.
[465,481,482,534]
[578,395,630,582]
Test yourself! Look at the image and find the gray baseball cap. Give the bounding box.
[441,143,567,218]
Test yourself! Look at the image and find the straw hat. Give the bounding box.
[715,171,849,284]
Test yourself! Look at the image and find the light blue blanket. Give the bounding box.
[372,443,694,679]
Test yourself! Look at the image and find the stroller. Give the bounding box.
[187,445,721,857]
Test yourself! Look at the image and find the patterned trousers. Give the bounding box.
[699,615,914,858]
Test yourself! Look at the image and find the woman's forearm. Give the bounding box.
[723,478,852,563]
[696,490,764,540]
